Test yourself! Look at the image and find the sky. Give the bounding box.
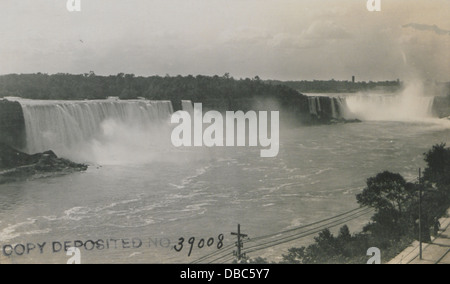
[0,0,449,81]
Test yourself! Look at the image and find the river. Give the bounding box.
[0,92,449,263]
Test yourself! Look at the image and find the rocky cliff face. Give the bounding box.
[0,100,26,149]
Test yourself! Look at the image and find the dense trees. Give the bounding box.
[357,172,415,215]
[420,143,450,235]
[423,143,450,192]
[266,79,402,93]
[356,171,417,239]
[0,73,314,125]
[0,73,412,126]
[280,226,370,264]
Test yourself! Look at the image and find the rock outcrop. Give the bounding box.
[0,143,87,184]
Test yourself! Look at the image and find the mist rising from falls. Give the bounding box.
[345,82,435,121]
[15,98,175,164]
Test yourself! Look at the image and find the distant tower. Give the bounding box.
[352,76,355,83]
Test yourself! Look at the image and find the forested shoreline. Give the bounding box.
[0,73,315,125]
[266,79,402,93]
[0,73,424,126]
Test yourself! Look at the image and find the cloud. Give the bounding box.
[402,23,450,36]
[221,21,351,51]
[0,0,449,81]
[304,21,351,40]
[219,27,272,46]
[270,33,316,49]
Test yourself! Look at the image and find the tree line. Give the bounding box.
[266,79,402,93]
[0,73,313,125]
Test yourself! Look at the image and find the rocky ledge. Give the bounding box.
[0,143,87,184]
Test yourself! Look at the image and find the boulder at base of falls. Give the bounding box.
[0,143,87,184]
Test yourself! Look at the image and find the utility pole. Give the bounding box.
[419,168,423,260]
[231,224,248,262]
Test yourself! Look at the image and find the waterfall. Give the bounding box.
[306,82,436,122]
[335,97,352,119]
[308,96,342,119]
[316,97,322,114]
[181,100,194,115]
[331,98,337,119]
[308,97,318,116]
[11,98,174,163]
[344,88,435,121]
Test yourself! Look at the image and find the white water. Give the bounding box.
[7,98,175,164]
[1,91,449,264]
[10,83,438,165]
[308,97,320,116]
[307,82,437,122]
[345,83,435,121]
[1,119,449,264]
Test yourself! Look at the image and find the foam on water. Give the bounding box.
[345,82,436,122]
[0,218,52,243]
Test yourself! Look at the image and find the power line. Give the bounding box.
[205,251,235,264]
[190,243,235,264]
[207,208,373,264]
[195,170,433,264]
[191,207,367,263]
[246,207,368,243]
[242,208,373,253]
[242,208,374,256]
[191,206,374,264]
[231,224,248,261]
